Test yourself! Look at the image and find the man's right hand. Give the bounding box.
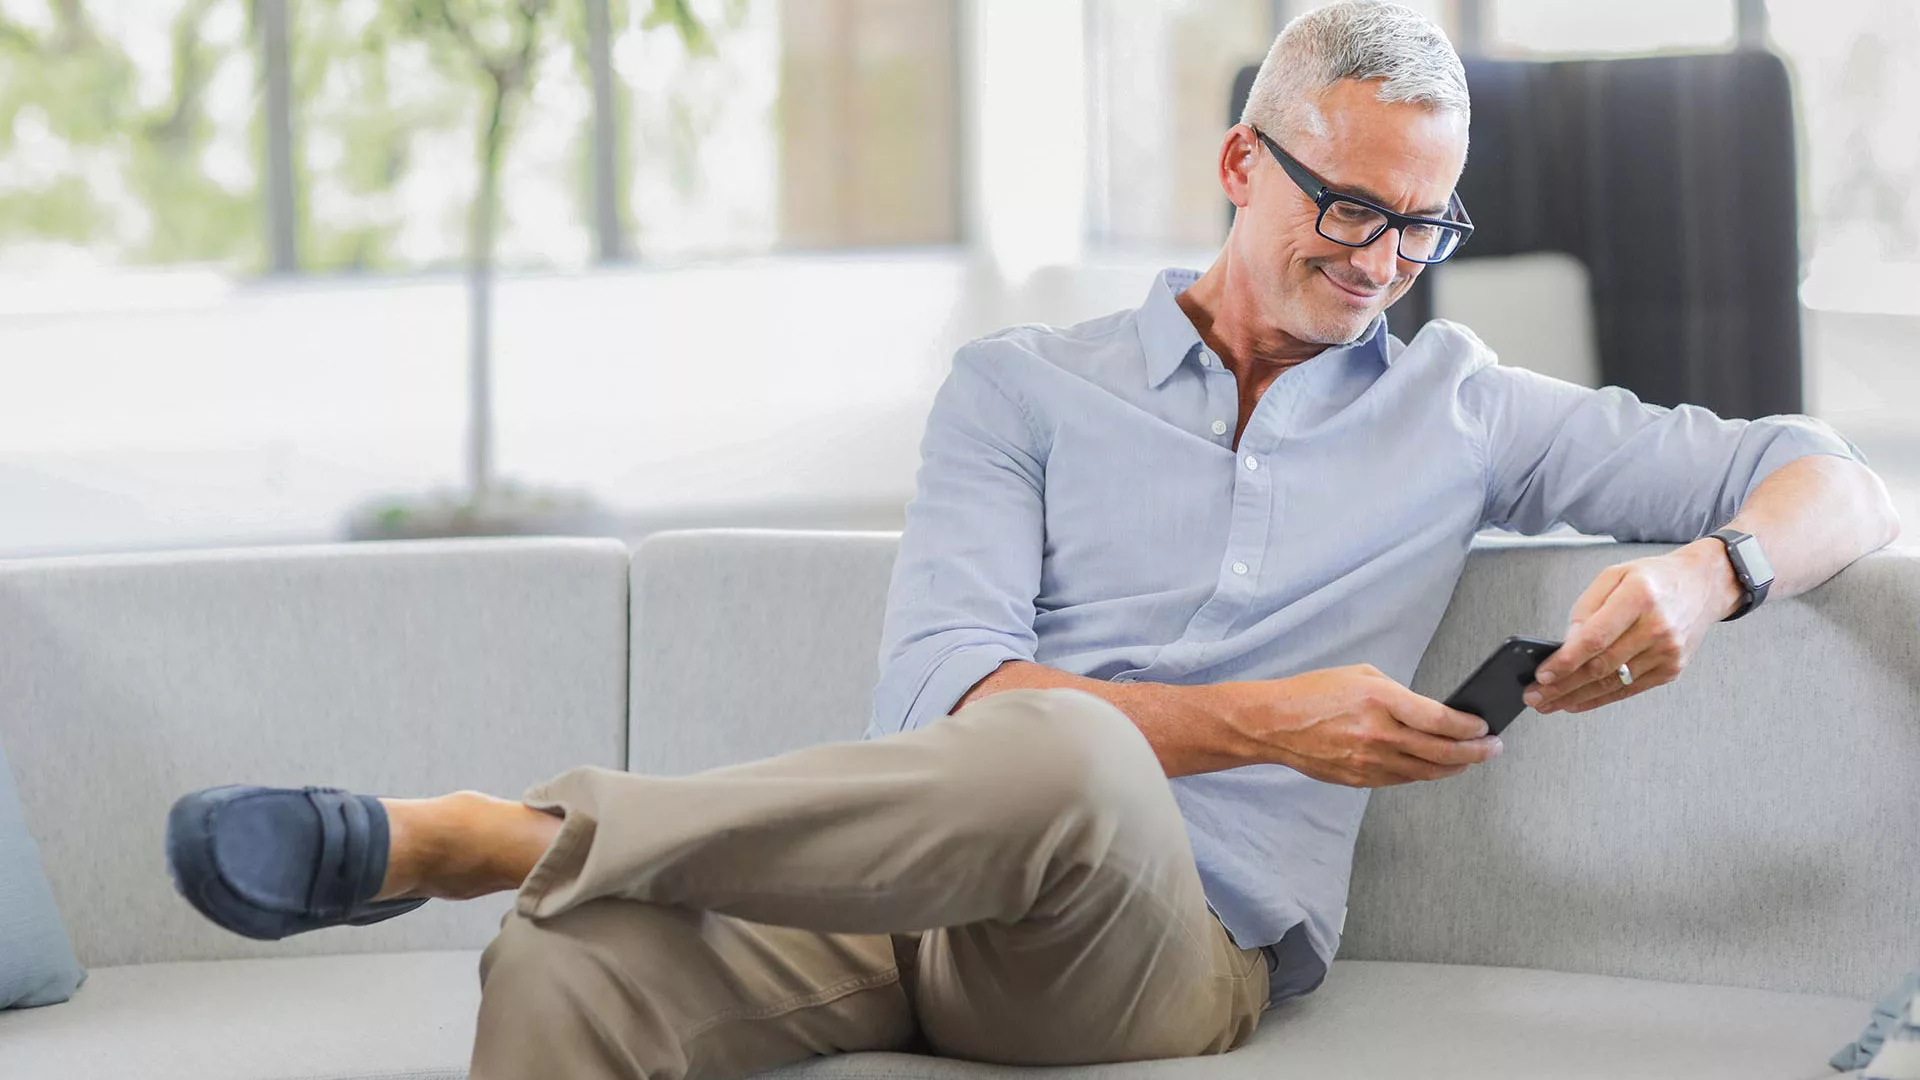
[1222,664,1501,788]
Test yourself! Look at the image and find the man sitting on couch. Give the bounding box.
[163,2,1901,1078]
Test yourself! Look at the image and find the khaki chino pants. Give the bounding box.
[469,688,1270,1079]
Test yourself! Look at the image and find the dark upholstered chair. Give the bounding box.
[1231,50,1804,419]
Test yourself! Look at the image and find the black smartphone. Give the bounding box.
[1442,635,1563,737]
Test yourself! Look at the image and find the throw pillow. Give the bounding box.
[1863,988,1920,1080]
[1836,969,1920,1073]
[0,736,85,1008]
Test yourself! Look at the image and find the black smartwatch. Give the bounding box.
[1707,527,1774,621]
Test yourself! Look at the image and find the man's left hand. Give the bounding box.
[1523,540,1744,715]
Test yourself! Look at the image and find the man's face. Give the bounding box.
[1231,79,1469,346]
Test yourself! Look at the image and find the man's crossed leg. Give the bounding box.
[166,689,1270,1079]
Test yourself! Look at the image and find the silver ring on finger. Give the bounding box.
[1616,662,1633,687]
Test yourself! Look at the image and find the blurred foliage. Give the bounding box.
[290,0,466,270]
[1814,0,1920,259]
[300,0,717,272]
[552,0,743,252]
[0,0,726,274]
[0,0,260,268]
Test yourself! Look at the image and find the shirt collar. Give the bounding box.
[1138,269,1206,389]
[1136,268,1393,390]
[1348,315,1393,369]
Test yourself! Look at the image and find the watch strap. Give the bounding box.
[1708,527,1770,621]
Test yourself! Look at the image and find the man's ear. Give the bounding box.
[1219,125,1257,210]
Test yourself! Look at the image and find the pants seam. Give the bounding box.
[678,967,903,1043]
[672,854,1248,981]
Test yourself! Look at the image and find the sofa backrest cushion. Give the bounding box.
[0,538,631,967]
[631,528,1920,1002]
[629,529,898,774]
[1358,541,1920,1001]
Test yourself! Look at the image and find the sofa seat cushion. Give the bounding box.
[0,954,1870,1079]
[768,960,1872,1079]
[0,951,480,1080]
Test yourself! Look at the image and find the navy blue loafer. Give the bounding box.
[165,784,427,940]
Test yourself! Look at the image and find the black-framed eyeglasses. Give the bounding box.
[1250,125,1474,264]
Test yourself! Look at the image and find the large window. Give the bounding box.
[0,0,967,560]
[1085,0,1267,250]
[1463,0,1920,296]
[779,0,959,248]
[1485,0,1735,55]
[0,0,262,272]
[0,0,959,279]
[292,0,516,271]
[1772,0,1920,301]
[2,1,1910,558]
[626,0,780,257]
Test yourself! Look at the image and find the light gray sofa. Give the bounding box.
[1,530,1915,1079]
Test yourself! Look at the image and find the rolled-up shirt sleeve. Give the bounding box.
[868,343,1045,736]
[1462,344,1867,540]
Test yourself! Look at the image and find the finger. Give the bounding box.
[1548,672,1643,712]
[1533,643,1628,710]
[1385,749,1477,783]
[1561,686,1635,713]
[1537,594,1639,691]
[1387,687,1490,740]
[1405,703,1492,741]
[1562,663,1677,713]
[1566,563,1627,628]
[1547,644,1665,710]
[1539,564,1626,686]
[1396,728,1503,768]
[1531,621,1661,711]
[1533,578,1649,695]
[1552,651,1679,711]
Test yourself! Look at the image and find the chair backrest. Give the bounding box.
[632,529,1920,1000]
[0,538,631,966]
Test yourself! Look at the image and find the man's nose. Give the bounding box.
[1350,227,1401,288]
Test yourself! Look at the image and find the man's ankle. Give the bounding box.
[373,792,560,902]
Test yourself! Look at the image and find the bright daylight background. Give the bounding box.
[0,0,1914,557]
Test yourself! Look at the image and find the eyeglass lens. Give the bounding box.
[1318,198,1462,262]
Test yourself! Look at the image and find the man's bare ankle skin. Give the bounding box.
[373,791,564,902]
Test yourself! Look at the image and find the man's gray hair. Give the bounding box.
[1240,1,1470,141]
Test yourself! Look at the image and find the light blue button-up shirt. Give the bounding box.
[866,268,1863,1007]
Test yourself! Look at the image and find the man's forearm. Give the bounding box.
[1670,454,1901,616]
[952,660,1254,778]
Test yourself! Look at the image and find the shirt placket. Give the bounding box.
[1182,351,1300,645]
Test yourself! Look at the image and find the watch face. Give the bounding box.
[1734,535,1775,586]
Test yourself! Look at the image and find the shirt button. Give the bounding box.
[1244,455,1259,471]
[1211,420,1228,436]
[1231,561,1249,575]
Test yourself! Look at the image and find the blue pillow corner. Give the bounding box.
[0,738,88,1011]
[1831,969,1920,1074]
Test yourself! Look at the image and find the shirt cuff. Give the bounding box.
[897,642,1027,733]
[1740,417,1869,504]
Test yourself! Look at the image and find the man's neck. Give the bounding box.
[1175,252,1325,379]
